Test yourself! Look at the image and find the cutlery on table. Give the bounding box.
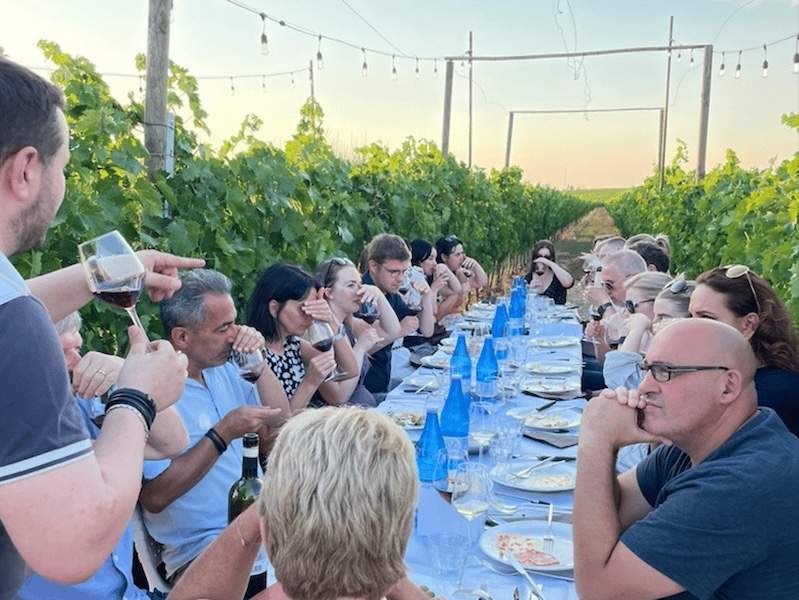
[542,502,555,553]
[498,551,546,600]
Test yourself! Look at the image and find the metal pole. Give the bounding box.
[309,60,315,101]
[657,108,664,179]
[696,45,713,180]
[505,112,515,168]
[445,42,707,63]
[659,16,674,190]
[468,31,473,168]
[144,0,172,176]
[442,60,454,157]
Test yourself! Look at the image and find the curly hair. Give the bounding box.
[696,267,799,372]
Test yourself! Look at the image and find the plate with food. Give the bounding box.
[490,459,577,493]
[529,337,582,348]
[419,354,450,369]
[523,408,582,431]
[479,521,574,572]
[385,410,425,430]
[404,374,440,391]
[523,362,578,375]
[519,377,581,397]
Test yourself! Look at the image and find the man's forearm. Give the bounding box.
[143,405,189,461]
[573,437,623,588]
[139,438,221,513]
[27,263,93,323]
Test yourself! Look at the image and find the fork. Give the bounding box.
[510,456,560,479]
[542,502,555,553]
[498,551,546,600]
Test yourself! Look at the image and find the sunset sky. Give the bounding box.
[3,0,798,188]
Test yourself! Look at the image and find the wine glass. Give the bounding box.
[352,301,379,324]
[451,463,491,542]
[404,268,424,316]
[306,320,355,383]
[79,231,147,336]
[230,349,266,383]
[469,402,495,461]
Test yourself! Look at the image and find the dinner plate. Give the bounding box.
[529,337,582,348]
[479,520,574,572]
[439,337,457,348]
[523,408,582,431]
[523,362,578,375]
[385,410,425,430]
[404,374,440,391]
[490,460,577,493]
[519,377,581,396]
[419,354,450,369]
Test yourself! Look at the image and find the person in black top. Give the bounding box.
[524,240,574,305]
[362,235,435,394]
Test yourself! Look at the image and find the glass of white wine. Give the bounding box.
[451,463,491,535]
[468,402,495,461]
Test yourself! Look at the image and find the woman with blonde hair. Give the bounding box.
[169,407,431,600]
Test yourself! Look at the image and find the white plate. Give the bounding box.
[419,354,450,369]
[439,337,457,348]
[404,374,440,390]
[491,460,577,493]
[471,302,494,311]
[520,378,581,395]
[385,410,425,430]
[524,408,582,431]
[523,362,577,375]
[457,321,481,330]
[479,520,574,571]
[529,337,581,348]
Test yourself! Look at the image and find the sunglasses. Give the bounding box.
[663,278,689,294]
[624,298,655,314]
[721,264,762,314]
[636,361,730,383]
[320,257,354,287]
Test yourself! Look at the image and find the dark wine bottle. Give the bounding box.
[228,432,262,523]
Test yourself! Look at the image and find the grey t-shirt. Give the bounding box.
[0,296,92,599]
[622,408,799,600]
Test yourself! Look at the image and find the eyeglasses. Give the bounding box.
[624,298,655,314]
[663,278,689,294]
[636,361,730,383]
[378,263,406,276]
[602,281,614,292]
[721,264,762,315]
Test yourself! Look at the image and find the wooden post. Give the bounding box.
[441,60,454,156]
[144,0,172,177]
[468,31,473,168]
[659,16,674,190]
[696,44,713,180]
[657,108,664,179]
[504,112,515,168]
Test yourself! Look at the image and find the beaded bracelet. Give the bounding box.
[205,427,228,455]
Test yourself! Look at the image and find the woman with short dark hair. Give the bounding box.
[524,239,574,305]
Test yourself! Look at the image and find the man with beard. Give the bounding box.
[573,319,799,599]
[0,58,202,596]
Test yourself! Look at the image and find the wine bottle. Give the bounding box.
[228,432,262,523]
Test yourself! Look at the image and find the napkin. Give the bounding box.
[524,430,579,448]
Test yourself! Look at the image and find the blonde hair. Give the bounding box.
[656,276,696,316]
[55,311,82,335]
[624,271,672,299]
[260,407,418,600]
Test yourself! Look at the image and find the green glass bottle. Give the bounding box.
[228,432,262,523]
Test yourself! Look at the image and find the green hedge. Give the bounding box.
[608,119,799,322]
[16,42,594,353]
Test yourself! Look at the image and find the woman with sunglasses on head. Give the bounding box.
[524,239,574,305]
[690,265,799,435]
[314,257,402,408]
[247,264,359,423]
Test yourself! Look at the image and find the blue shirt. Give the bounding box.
[17,398,151,600]
[141,362,268,577]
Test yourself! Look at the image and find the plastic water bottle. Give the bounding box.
[440,374,470,459]
[508,288,525,337]
[415,409,446,483]
[475,336,499,405]
[449,333,472,391]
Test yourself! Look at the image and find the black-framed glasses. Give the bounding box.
[663,278,689,294]
[721,264,762,315]
[378,263,405,276]
[624,298,655,314]
[636,361,730,383]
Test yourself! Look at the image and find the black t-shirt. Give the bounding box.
[754,366,799,436]
[362,272,411,394]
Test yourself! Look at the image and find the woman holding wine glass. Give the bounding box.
[247,263,359,422]
[410,239,461,319]
[315,257,401,407]
[434,235,489,297]
[524,239,574,305]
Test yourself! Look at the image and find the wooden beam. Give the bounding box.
[144,0,172,176]
[441,60,454,157]
[697,45,713,180]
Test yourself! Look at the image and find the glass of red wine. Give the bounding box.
[79,231,147,337]
[353,301,379,324]
[307,320,355,383]
[230,349,266,383]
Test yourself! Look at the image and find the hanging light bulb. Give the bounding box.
[316,34,324,70]
[735,50,742,78]
[433,59,438,78]
[392,55,398,81]
[290,72,295,86]
[415,58,420,78]
[794,35,799,74]
[230,77,235,96]
[138,75,144,94]
[676,49,682,62]
[361,48,368,78]
[259,13,269,56]
[719,51,726,76]
[761,45,768,78]
[261,75,267,94]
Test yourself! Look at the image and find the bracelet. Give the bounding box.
[106,388,156,429]
[105,403,150,441]
[205,428,227,455]
[234,514,258,548]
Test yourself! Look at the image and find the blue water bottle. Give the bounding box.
[416,409,446,483]
[440,374,470,458]
[450,333,472,392]
[492,304,509,361]
[475,336,499,405]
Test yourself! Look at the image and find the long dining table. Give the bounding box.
[379,306,586,599]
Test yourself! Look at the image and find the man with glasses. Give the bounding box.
[362,234,435,395]
[573,319,799,599]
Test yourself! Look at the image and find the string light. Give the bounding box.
[259,13,269,56]
[433,59,438,78]
[735,50,742,79]
[316,34,324,70]
[392,54,398,80]
[291,72,295,86]
[689,48,695,67]
[138,75,144,93]
[415,57,420,78]
[261,74,266,93]
[719,51,726,76]
[761,45,768,78]
[361,48,368,77]
[230,77,236,95]
[793,35,799,74]
[676,49,682,62]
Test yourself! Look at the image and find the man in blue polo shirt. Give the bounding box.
[573,319,799,599]
[361,234,435,395]
[139,269,281,599]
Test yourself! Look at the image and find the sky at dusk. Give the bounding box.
[3,0,798,188]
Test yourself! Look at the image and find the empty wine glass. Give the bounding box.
[79,230,147,337]
[306,320,355,383]
[469,402,495,461]
[229,349,266,383]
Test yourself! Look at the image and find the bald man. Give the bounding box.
[573,319,799,600]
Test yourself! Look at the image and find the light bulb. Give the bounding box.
[362,60,368,77]
[392,55,398,81]
[735,63,741,78]
[676,50,682,62]
[316,51,324,71]
[433,60,438,78]
[689,49,694,67]
[762,60,768,78]
[230,78,235,96]
[260,33,269,56]
[793,53,799,74]
[719,52,725,76]
[290,73,295,86]
[415,58,420,79]
[261,76,266,94]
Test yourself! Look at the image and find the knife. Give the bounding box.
[512,587,521,600]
